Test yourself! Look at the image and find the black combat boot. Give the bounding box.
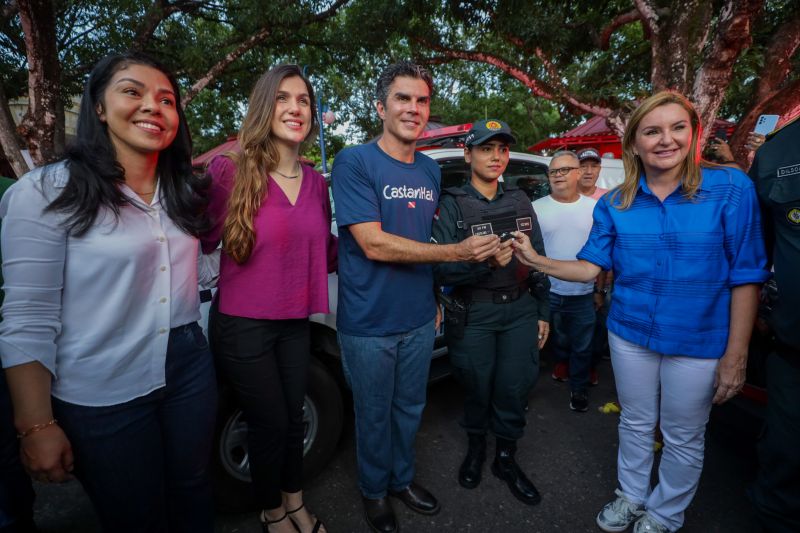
[491,437,542,506]
[458,433,486,489]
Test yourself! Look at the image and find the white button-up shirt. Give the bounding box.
[0,163,216,406]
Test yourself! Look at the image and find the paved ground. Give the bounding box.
[31,358,761,532]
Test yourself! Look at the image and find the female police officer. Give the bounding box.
[432,119,550,505]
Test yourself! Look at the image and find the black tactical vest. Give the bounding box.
[444,185,535,291]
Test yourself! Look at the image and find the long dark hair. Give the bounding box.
[223,64,317,263]
[47,51,208,236]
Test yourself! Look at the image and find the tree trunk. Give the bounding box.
[0,82,30,177]
[16,0,62,167]
[731,79,800,168]
[641,0,719,94]
[691,0,764,144]
[729,8,800,166]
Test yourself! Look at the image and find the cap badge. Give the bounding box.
[485,120,502,130]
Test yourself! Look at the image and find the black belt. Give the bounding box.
[461,285,526,304]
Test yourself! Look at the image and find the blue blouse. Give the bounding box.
[577,166,768,358]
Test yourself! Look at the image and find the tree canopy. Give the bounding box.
[1,0,798,176]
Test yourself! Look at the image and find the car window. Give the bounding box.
[503,160,550,201]
[438,158,470,190]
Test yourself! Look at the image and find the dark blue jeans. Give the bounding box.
[549,292,596,393]
[338,319,435,499]
[52,323,217,533]
[0,370,35,532]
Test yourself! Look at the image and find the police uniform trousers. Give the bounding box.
[446,292,540,441]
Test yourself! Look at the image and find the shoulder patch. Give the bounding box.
[787,207,800,226]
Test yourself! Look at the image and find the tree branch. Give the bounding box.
[752,8,800,105]
[419,40,613,118]
[1,0,18,20]
[307,0,349,22]
[600,9,642,50]
[633,0,660,36]
[691,0,765,138]
[131,0,205,51]
[16,0,62,166]
[182,26,272,106]
[180,1,349,107]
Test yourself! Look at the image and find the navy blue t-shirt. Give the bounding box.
[331,143,440,336]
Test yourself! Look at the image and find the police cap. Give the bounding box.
[465,119,516,147]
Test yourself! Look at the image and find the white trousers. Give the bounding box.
[609,332,718,532]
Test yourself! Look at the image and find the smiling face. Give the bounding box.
[97,63,178,159]
[376,75,431,146]
[633,103,693,181]
[465,139,510,185]
[270,75,312,148]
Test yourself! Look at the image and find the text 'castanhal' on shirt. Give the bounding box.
[382,184,436,201]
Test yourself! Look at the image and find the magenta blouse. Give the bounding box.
[202,155,337,319]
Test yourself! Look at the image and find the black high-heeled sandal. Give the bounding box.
[286,502,324,533]
[261,511,290,533]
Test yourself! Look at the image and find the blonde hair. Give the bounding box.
[223,65,317,263]
[611,91,704,210]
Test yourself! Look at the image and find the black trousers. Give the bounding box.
[751,351,800,533]
[446,295,540,441]
[211,308,310,511]
[0,370,36,532]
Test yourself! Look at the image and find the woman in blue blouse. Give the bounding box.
[512,91,768,533]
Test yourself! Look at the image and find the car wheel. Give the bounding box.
[212,357,344,512]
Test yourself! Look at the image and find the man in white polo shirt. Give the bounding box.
[533,150,597,412]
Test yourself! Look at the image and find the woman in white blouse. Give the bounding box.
[0,52,217,532]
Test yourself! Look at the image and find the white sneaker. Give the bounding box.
[633,513,670,533]
[596,489,645,532]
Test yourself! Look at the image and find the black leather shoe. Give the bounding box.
[362,497,398,533]
[491,442,542,506]
[389,482,441,515]
[459,434,486,489]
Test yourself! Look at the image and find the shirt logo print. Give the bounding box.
[408,201,416,208]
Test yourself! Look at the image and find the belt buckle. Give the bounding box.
[493,290,515,304]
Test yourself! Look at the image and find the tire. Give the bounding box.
[212,357,344,513]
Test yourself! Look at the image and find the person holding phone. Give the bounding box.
[511,91,767,533]
[432,119,550,505]
[706,126,768,169]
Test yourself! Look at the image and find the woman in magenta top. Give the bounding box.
[202,64,335,533]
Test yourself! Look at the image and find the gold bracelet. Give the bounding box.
[17,419,58,439]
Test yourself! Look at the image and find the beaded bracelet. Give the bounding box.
[17,419,58,439]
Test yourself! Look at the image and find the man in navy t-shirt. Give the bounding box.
[331,62,500,533]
